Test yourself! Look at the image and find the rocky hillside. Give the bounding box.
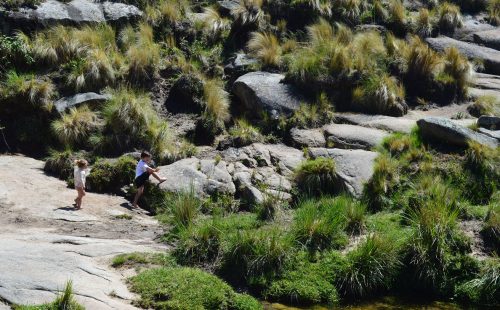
[0,0,499,309]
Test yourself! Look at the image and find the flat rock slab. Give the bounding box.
[308,148,378,197]
[323,124,389,150]
[478,127,500,140]
[55,92,111,113]
[157,157,235,197]
[473,28,500,51]
[472,73,500,91]
[453,16,496,41]
[1,0,142,31]
[290,127,326,147]
[426,36,500,75]
[233,71,305,119]
[417,117,498,148]
[335,113,416,133]
[0,155,166,309]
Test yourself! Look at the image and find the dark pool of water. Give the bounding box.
[262,295,493,310]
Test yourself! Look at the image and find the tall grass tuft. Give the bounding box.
[437,2,463,33]
[295,157,337,196]
[442,47,470,99]
[339,234,401,298]
[51,106,102,147]
[363,153,399,210]
[168,189,200,230]
[126,23,161,85]
[488,0,500,25]
[202,79,230,133]
[415,8,433,37]
[247,32,281,68]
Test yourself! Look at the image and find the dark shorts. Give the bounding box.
[134,172,150,188]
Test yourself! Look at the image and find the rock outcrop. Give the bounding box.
[426,36,500,75]
[290,128,326,147]
[157,157,235,197]
[473,28,500,51]
[417,117,499,148]
[233,72,306,119]
[323,123,389,150]
[308,148,378,197]
[54,92,111,113]
[335,113,416,133]
[0,0,142,32]
[478,115,500,130]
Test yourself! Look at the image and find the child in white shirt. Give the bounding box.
[74,159,89,210]
[132,151,166,208]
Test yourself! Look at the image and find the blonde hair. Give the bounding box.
[75,159,88,168]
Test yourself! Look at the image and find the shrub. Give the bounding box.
[292,197,350,251]
[130,267,262,310]
[352,73,407,116]
[437,2,463,33]
[415,8,433,37]
[247,32,281,68]
[455,258,500,305]
[295,157,337,196]
[338,234,401,298]
[51,106,102,147]
[488,0,500,25]
[44,149,90,181]
[228,119,265,147]
[86,155,136,193]
[467,95,500,117]
[201,78,230,134]
[388,0,407,33]
[0,34,34,71]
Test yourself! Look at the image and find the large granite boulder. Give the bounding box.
[323,123,389,150]
[290,128,326,147]
[54,92,110,113]
[308,148,378,197]
[233,72,306,119]
[0,0,142,32]
[426,36,500,75]
[453,15,495,41]
[417,117,499,148]
[478,115,500,130]
[473,28,500,51]
[157,157,235,197]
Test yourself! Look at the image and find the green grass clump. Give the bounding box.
[43,149,89,181]
[488,0,500,25]
[455,258,500,305]
[437,2,463,33]
[201,78,230,137]
[339,234,401,298]
[363,153,399,210]
[167,189,201,230]
[415,8,433,37]
[130,267,262,310]
[292,197,353,251]
[263,251,344,305]
[13,281,84,310]
[228,119,265,147]
[295,157,337,196]
[86,155,136,193]
[112,252,177,268]
[481,202,499,254]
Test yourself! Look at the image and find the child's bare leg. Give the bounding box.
[150,172,166,183]
[133,186,144,208]
[76,188,85,209]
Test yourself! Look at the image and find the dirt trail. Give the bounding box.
[0,155,167,309]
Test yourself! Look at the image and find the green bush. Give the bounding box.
[44,149,90,182]
[295,157,337,196]
[86,155,136,193]
[263,252,342,305]
[455,258,499,305]
[0,34,33,71]
[130,267,262,310]
[339,234,401,298]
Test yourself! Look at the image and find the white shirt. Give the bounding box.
[74,167,87,188]
[135,160,150,178]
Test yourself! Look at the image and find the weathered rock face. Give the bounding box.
[308,148,378,197]
[473,28,500,51]
[478,127,500,140]
[453,16,496,41]
[478,115,500,130]
[224,53,258,82]
[217,0,239,16]
[290,128,326,147]
[323,123,389,150]
[335,113,416,133]
[233,72,306,119]
[157,157,235,197]
[426,36,500,75]
[417,117,499,148]
[54,92,111,113]
[0,0,142,32]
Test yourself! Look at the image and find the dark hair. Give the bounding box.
[141,151,152,158]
